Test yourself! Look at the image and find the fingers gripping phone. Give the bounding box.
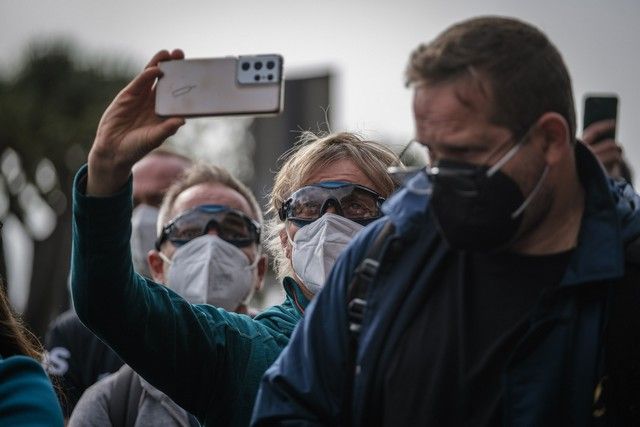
[155,54,284,117]
[583,94,618,144]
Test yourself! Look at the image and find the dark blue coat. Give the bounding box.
[251,143,640,426]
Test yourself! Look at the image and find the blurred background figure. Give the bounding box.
[44,149,191,419]
[582,118,633,184]
[130,149,193,277]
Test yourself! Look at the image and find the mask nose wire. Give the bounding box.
[285,220,297,249]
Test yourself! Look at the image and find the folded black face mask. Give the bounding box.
[430,143,548,252]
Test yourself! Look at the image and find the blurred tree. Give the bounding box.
[0,40,133,336]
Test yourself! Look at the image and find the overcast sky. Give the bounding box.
[2,0,639,156]
[1,0,639,306]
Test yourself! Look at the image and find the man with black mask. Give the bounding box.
[252,16,640,426]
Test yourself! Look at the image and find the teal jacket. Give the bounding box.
[70,165,310,426]
[0,355,63,425]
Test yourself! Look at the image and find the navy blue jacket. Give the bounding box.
[251,143,640,426]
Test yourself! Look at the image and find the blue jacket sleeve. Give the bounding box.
[0,355,64,426]
[251,221,384,425]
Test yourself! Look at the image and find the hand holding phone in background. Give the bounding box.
[581,94,631,182]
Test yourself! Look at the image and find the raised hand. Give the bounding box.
[582,119,624,179]
[87,49,186,197]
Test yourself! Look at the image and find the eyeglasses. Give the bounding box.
[279,181,385,227]
[155,204,261,250]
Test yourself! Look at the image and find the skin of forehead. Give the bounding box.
[170,182,255,221]
[413,79,511,150]
[301,158,381,194]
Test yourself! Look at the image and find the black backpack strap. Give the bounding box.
[603,236,640,423]
[107,365,143,427]
[342,220,396,425]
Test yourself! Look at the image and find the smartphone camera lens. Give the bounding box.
[267,61,275,70]
[241,62,250,71]
[254,62,263,70]
[254,75,261,82]
[267,74,273,81]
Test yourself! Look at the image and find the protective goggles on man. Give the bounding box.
[155,204,261,250]
[278,181,385,227]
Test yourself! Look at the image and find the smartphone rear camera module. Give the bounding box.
[237,54,282,86]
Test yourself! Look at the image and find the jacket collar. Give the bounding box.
[282,276,311,315]
[559,142,625,285]
[381,170,431,239]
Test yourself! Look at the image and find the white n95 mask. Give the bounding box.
[131,204,160,278]
[163,234,258,311]
[290,213,364,295]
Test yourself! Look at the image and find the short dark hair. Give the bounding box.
[406,16,576,140]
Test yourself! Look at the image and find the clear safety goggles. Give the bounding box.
[279,181,385,227]
[155,204,261,250]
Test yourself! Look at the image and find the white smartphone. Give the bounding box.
[155,54,284,117]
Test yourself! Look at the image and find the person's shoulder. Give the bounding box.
[251,285,313,349]
[74,365,135,412]
[68,366,121,426]
[253,302,299,338]
[76,369,115,402]
[0,354,54,393]
[257,300,299,321]
[0,354,46,378]
[0,355,64,424]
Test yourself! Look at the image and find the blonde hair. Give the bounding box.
[157,163,263,239]
[265,131,401,280]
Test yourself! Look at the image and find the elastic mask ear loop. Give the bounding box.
[511,165,549,219]
[481,132,548,220]
[158,252,172,266]
[248,249,261,270]
[241,249,262,306]
[486,142,523,177]
[285,220,297,250]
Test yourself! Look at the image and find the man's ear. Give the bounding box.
[535,112,572,165]
[147,249,166,283]
[279,228,292,260]
[255,254,268,292]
